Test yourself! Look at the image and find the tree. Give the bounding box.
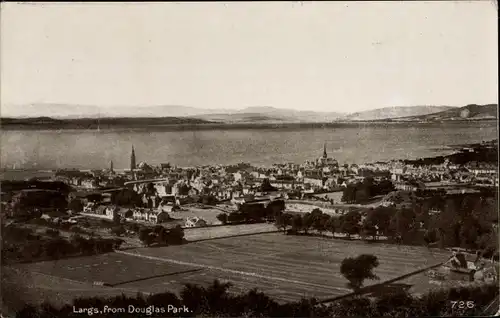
[362,177,374,197]
[111,225,126,237]
[45,228,60,238]
[114,189,142,207]
[340,254,380,291]
[326,217,337,237]
[301,213,314,234]
[202,195,217,206]
[341,185,357,203]
[260,178,277,192]
[139,228,155,246]
[361,219,377,240]
[68,198,84,213]
[314,213,331,236]
[291,214,303,234]
[169,225,185,245]
[228,212,242,224]
[156,226,169,245]
[339,211,362,239]
[366,207,393,237]
[146,182,156,196]
[389,208,417,243]
[216,213,228,225]
[275,213,292,234]
[266,200,285,219]
[112,212,121,224]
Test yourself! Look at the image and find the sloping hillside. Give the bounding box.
[342,106,455,121]
[397,104,497,121]
[193,106,343,123]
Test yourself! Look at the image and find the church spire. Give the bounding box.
[323,142,327,159]
[130,145,136,171]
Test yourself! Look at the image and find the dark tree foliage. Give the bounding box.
[68,198,84,212]
[14,280,499,317]
[342,178,395,204]
[340,254,380,291]
[259,178,277,192]
[339,211,362,239]
[216,213,228,224]
[113,189,142,207]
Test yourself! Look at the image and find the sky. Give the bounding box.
[1,1,498,113]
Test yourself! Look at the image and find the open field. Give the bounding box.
[1,266,141,314]
[313,192,343,203]
[167,206,225,226]
[183,223,278,241]
[286,202,345,215]
[10,253,195,286]
[9,233,453,304]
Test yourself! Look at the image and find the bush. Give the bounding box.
[111,226,126,237]
[216,213,228,224]
[45,228,60,238]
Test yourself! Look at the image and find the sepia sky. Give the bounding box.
[1,1,497,113]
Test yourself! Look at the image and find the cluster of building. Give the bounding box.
[53,143,498,203]
[428,250,498,283]
[3,142,497,226]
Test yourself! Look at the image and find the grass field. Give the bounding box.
[1,266,141,314]
[162,207,226,227]
[9,233,453,304]
[183,223,277,241]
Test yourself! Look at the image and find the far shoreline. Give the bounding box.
[1,119,497,131]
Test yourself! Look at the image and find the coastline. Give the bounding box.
[1,119,497,131]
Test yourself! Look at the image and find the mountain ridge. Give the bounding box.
[340,106,456,121]
[1,103,496,123]
[387,104,497,122]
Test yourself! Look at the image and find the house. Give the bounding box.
[233,172,243,182]
[95,205,108,216]
[185,216,207,228]
[104,205,119,219]
[132,208,163,223]
[303,177,324,188]
[440,252,481,282]
[158,202,178,213]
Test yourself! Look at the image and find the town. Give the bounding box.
[1,139,499,317]
[3,140,497,224]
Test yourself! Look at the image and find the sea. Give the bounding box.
[0,122,497,177]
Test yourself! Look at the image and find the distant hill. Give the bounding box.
[193,106,343,123]
[393,104,498,122]
[0,103,342,123]
[1,103,496,124]
[340,106,456,121]
[0,116,214,129]
[0,103,231,119]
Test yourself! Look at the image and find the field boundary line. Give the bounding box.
[116,250,351,293]
[186,229,281,242]
[318,259,450,304]
[109,268,204,287]
[5,266,150,296]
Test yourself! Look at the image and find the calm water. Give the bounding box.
[0,122,497,170]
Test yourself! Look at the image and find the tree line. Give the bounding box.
[138,225,185,247]
[15,278,498,317]
[216,200,285,225]
[341,177,395,204]
[1,224,123,264]
[274,193,498,258]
